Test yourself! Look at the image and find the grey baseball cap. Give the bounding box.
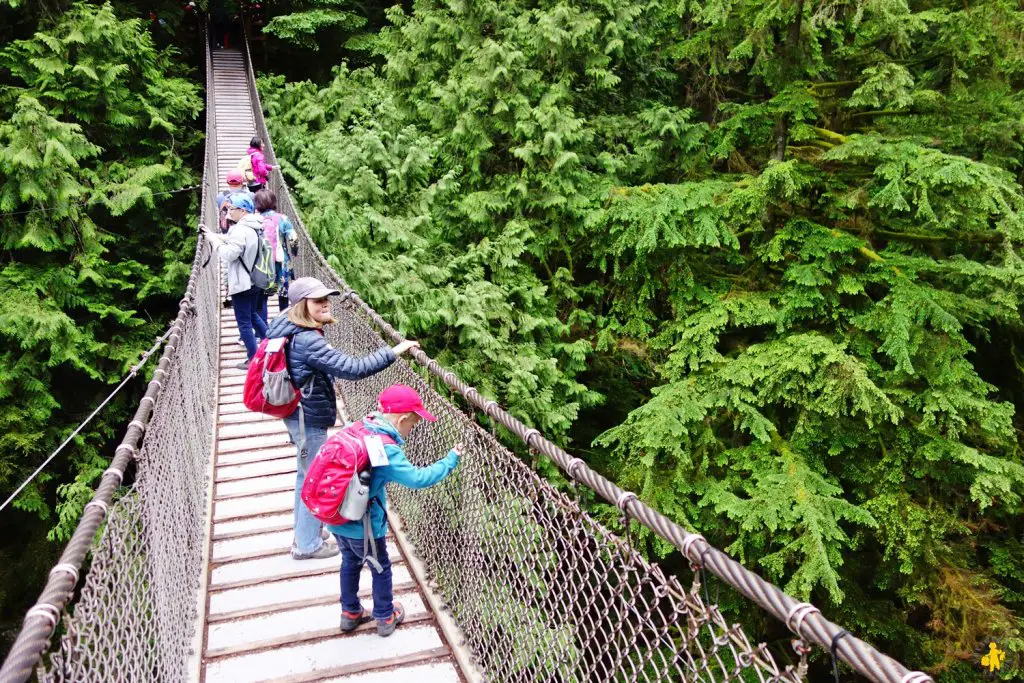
[287,277,341,306]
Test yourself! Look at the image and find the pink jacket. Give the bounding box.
[247,146,273,184]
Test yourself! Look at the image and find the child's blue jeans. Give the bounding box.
[335,535,393,620]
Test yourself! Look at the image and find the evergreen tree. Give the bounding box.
[261,0,1024,675]
[0,1,201,536]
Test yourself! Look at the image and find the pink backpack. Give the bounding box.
[262,212,282,255]
[301,421,396,525]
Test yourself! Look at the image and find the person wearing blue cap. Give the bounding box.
[202,192,268,368]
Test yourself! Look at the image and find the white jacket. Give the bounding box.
[213,213,263,296]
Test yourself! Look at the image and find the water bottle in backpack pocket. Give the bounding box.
[338,470,372,521]
[301,422,396,525]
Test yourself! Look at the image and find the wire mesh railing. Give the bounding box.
[241,35,932,683]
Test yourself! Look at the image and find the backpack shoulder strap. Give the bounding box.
[237,223,261,273]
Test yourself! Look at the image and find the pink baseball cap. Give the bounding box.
[378,384,436,422]
[225,170,246,186]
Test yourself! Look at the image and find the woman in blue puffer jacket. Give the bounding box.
[265,277,420,560]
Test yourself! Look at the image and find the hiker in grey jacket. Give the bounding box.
[202,193,267,368]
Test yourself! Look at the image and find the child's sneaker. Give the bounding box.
[339,607,371,633]
[376,602,405,637]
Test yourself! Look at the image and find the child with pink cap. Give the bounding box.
[215,170,254,233]
[330,384,461,637]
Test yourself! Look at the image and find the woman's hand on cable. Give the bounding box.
[392,340,420,356]
[453,443,465,456]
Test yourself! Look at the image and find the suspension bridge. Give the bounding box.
[0,31,934,683]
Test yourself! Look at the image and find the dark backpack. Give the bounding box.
[239,224,275,291]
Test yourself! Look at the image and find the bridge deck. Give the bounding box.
[197,49,462,683]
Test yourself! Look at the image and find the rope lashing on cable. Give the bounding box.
[901,673,934,683]
[24,604,60,631]
[48,564,80,585]
[830,630,850,682]
[786,602,821,636]
[679,532,704,565]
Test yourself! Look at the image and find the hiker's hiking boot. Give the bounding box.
[376,602,405,638]
[290,540,338,560]
[339,608,372,633]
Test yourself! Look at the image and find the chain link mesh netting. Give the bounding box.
[287,232,799,683]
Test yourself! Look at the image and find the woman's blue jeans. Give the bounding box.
[231,285,268,359]
[284,417,328,554]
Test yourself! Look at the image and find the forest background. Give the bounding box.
[0,0,206,653]
[0,0,1022,680]
[257,0,1024,679]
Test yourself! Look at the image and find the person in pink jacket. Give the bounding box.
[246,136,274,191]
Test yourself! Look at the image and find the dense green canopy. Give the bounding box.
[0,0,201,648]
[0,0,1020,676]
[261,0,1024,676]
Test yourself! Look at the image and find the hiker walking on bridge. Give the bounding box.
[245,137,273,192]
[216,170,253,233]
[254,189,297,310]
[202,193,269,368]
[324,385,461,637]
[265,278,421,560]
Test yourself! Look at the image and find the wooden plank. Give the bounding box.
[259,647,452,683]
[212,522,293,542]
[204,612,433,660]
[205,581,416,624]
[209,558,405,593]
[215,484,292,502]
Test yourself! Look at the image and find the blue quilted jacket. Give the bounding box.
[265,315,396,429]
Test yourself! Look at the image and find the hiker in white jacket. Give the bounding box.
[202,193,267,369]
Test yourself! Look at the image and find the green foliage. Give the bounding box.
[262,0,367,50]
[259,0,1024,675]
[0,1,201,538]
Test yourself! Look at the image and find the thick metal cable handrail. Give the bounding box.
[0,262,208,683]
[241,32,932,683]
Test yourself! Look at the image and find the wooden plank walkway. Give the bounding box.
[197,49,463,683]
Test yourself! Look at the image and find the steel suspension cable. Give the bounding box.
[0,329,174,515]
